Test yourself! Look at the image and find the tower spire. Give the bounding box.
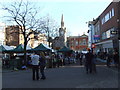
[61,14,64,28]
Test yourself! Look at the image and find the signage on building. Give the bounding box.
[92,44,95,48]
[94,35,100,40]
[110,30,118,35]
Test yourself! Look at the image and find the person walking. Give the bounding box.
[79,53,83,65]
[39,52,46,80]
[92,52,97,73]
[106,53,111,68]
[31,52,40,80]
[56,54,60,67]
[113,51,119,68]
[85,50,94,74]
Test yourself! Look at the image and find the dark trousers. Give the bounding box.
[40,66,46,79]
[92,63,96,73]
[79,58,82,65]
[107,59,111,67]
[32,65,39,80]
[86,63,92,73]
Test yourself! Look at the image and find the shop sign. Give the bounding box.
[94,35,100,40]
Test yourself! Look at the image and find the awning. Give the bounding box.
[32,43,51,51]
[58,46,73,52]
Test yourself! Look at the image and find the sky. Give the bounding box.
[0,0,113,36]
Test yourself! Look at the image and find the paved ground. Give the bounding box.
[2,63,119,88]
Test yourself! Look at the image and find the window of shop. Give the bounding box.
[94,26,97,33]
[76,41,78,46]
[102,17,105,24]
[79,41,82,45]
[106,30,111,38]
[112,8,114,17]
[102,32,106,40]
[109,10,112,18]
[83,39,86,45]
[105,13,110,22]
[102,27,115,40]
[101,8,114,25]
[97,24,100,32]
[110,27,115,37]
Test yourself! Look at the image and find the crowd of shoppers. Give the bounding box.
[97,50,119,68]
[2,48,119,80]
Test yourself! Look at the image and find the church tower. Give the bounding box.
[61,14,64,28]
[52,14,67,50]
[59,14,66,37]
[59,14,67,47]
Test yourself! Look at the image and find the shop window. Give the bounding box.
[102,32,107,40]
[106,30,110,38]
[83,39,86,45]
[105,13,110,22]
[109,10,112,18]
[101,8,114,25]
[101,17,105,24]
[112,8,114,17]
[110,27,115,37]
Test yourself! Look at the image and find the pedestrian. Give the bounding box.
[39,52,46,80]
[92,52,97,73]
[106,53,111,68]
[85,50,94,74]
[113,51,119,68]
[59,54,63,66]
[53,54,57,68]
[5,60,10,68]
[79,53,83,65]
[56,54,59,67]
[31,52,40,80]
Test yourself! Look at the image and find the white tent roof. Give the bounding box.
[42,44,55,52]
[2,45,14,50]
[42,44,52,50]
[21,44,32,50]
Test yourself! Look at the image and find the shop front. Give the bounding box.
[95,40,114,53]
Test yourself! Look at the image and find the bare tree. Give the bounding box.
[40,15,59,47]
[2,0,44,64]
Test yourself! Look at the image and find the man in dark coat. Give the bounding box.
[106,53,111,68]
[113,51,119,68]
[85,50,94,74]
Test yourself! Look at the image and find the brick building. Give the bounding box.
[67,34,88,52]
[5,25,48,48]
[88,2,120,53]
[97,2,119,53]
[5,25,20,46]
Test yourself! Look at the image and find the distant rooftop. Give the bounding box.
[68,34,88,38]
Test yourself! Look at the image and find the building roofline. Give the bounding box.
[67,35,88,38]
[99,2,113,17]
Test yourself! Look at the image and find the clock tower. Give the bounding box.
[52,14,67,50]
[59,14,67,47]
[59,14,66,37]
